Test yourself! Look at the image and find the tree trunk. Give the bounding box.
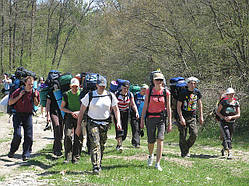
[8,0,12,71]
[12,0,17,69]
[0,0,4,74]
[29,0,36,62]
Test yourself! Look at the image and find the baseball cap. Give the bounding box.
[97,76,107,87]
[186,76,200,83]
[153,73,164,80]
[122,81,130,87]
[70,78,80,87]
[225,88,235,94]
[141,84,149,89]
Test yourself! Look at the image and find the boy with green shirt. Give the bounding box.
[61,78,83,163]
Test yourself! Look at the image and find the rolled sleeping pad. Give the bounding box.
[39,87,50,107]
[53,89,65,118]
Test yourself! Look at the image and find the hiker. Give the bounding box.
[7,76,40,161]
[216,88,240,159]
[37,77,46,117]
[177,76,203,158]
[61,78,83,163]
[115,81,139,152]
[46,86,64,157]
[140,72,172,171]
[131,84,149,148]
[2,73,12,95]
[75,75,122,174]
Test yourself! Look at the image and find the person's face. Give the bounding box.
[71,85,79,92]
[97,84,106,92]
[153,79,163,86]
[140,88,147,95]
[122,85,129,93]
[227,93,235,98]
[25,78,34,89]
[187,81,196,90]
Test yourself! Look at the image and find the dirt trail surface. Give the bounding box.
[0,113,54,185]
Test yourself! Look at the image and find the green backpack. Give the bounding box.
[58,73,73,92]
[129,84,141,95]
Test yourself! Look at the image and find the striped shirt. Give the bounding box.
[116,91,133,111]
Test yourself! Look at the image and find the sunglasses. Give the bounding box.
[155,79,163,81]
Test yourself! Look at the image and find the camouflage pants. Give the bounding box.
[177,117,198,156]
[87,121,108,169]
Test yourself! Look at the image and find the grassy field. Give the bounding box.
[18,123,249,185]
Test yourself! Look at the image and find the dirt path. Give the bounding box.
[0,113,54,185]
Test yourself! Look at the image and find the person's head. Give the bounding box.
[153,73,164,87]
[186,77,199,91]
[96,76,107,93]
[225,87,235,98]
[39,77,44,83]
[70,78,80,93]
[4,73,9,78]
[121,81,130,94]
[140,84,149,95]
[24,76,34,90]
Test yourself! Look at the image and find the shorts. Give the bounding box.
[146,117,165,143]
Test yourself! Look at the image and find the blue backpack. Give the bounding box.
[169,77,187,100]
[109,79,130,93]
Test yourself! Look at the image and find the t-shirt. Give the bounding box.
[2,79,12,93]
[147,87,170,118]
[81,90,118,124]
[62,89,81,112]
[178,88,202,117]
[220,98,239,122]
[11,88,39,113]
[135,93,145,118]
[47,89,60,113]
[116,91,133,111]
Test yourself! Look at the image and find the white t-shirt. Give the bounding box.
[81,90,118,124]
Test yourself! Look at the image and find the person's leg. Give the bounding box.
[178,121,188,157]
[146,118,157,166]
[81,120,87,152]
[99,125,108,169]
[187,118,198,151]
[9,114,22,156]
[155,119,165,164]
[22,114,33,159]
[131,117,140,147]
[64,116,73,162]
[121,111,129,141]
[51,112,63,155]
[227,123,234,159]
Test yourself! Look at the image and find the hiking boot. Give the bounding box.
[54,151,63,157]
[22,156,30,161]
[227,153,232,160]
[147,155,154,167]
[8,152,14,158]
[93,167,100,175]
[155,163,163,171]
[221,149,225,157]
[116,145,123,153]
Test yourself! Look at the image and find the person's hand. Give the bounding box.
[71,111,79,119]
[47,116,51,123]
[167,124,172,133]
[135,112,139,119]
[199,116,204,125]
[116,121,122,130]
[224,116,232,122]
[34,90,39,97]
[180,117,186,126]
[20,90,25,97]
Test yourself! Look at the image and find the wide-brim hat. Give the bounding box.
[186,77,200,83]
[153,73,164,80]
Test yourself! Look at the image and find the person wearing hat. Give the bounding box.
[2,73,12,95]
[216,88,240,159]
[75,75,122,174]
[177,76,203,158]
[61,78,82,163]
[131,84,149,148]
[115,81,139,152]
[140,73,172,171]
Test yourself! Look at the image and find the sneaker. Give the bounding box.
[63,159,70,164]
[22,156,30,161]
[227,153,232,160]
[155,163,163,171]
[221,149,225,157]
[134,144,140,148]
[93,167,100,175]
[8,152,14,158]
[116,145,123,153]
[147,155,154,167]
[186,153,191,158]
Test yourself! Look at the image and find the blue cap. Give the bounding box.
[97,76,107,87]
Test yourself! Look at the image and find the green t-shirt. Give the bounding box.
[62,89,81,112]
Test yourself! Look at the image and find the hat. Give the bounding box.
[186,77,200,83]
[141,84,149,89]
[122,81,130,87]
[70,78,80,87]
[97,76,107,87]
[153,73,164,80]
[225,88,235,94]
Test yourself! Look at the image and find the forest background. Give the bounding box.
[0,0,248,132]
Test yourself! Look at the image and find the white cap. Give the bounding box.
[186,76,200,83]
[141,84,149,89]
[225,88,235,94]
[70,78,80,87]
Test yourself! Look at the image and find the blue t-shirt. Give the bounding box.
[135,93,146,118]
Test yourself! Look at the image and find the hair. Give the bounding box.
[24,76,34,83]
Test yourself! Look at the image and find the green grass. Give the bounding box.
[18,124,249,185]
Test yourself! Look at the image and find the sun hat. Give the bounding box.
[186,77,200,83]
[70,78,80,87]
[225,88,235,94]
[153,73,164,80]
[141,84,149,89]
[97,76,107,87]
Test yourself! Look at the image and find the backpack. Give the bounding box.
[109,79,130,93]
[80,73,100,100]
[45,70,60,88]
[169,77,187,119]
[214,96,235,121]
[39,86,50,107]
[129,84,141,95]
[58,72,73,93]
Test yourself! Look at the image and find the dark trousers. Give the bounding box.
[88,122,108,169]
[64,114,83,160]
[177,117,198,155]
[50,110,64,154]
[220,121,234,150]
[130,114,140,146]
[10,113,33,158]
[115,110,129,141]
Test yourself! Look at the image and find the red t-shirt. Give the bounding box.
[147,87,170,118]
[11,88,39,113]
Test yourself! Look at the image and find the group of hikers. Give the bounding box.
[1,67,240,174]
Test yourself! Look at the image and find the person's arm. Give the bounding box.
[46,98,51,122]
[33,90,39,106]
[130,93,139,118]
[8,90,25,105]
[140,91,149,129]
[177,100,186,126]
[112,104,122,130]
[198,99,204,125]
[61,100,73,114]
[75,104,87,136]
[216,103,224,120]
[166,93,172,132]
[226,106,240,121]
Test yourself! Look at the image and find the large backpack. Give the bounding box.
[129,84,141,95]
[58,72,73,93]
[45,70,60,88]
[80,73,100,100]
[109,79,130,93]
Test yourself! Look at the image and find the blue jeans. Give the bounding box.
[10,113,33,158]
